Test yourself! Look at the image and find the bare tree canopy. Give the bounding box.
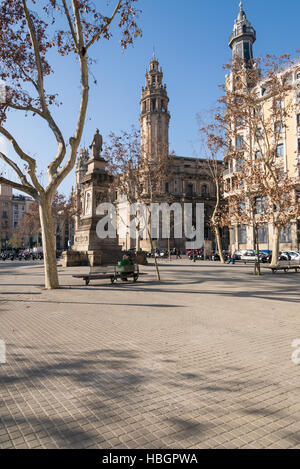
[0,0,141,288]
[207,54,300,268]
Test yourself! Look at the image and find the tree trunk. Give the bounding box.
[136,220,140,251]
[270,224,280,267]
[147,228,161,281]
[214,225,225,264]
[212,180,224,264]
[39,197,60,289]
[145,208,161,281]
[254,225,261,276]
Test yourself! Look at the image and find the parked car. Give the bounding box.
[280,250,300,261]
[188,249,204,261]
[233,250,243,260]
[260,250,272,263]
[239,250,268,264]
[211,250,230,262]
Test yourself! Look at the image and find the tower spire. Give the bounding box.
[229,0,256,68]
[139,57,170,161]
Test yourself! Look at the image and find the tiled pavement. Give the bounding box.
[0,260,299,449]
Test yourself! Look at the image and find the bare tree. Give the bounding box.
[104,127,168,281]
[10,189,76,249]
[198,112,228,264]
[218,54,300,267]
[0,0,141,288]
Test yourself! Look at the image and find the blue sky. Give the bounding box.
[1,0,299,196]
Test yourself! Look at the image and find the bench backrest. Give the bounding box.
[89,265,115,275]
[277,260,300,268]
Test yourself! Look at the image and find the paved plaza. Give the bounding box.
[0,259,300,449]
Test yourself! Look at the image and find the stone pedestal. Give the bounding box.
[136,251,148,265]
[70,142,123,267]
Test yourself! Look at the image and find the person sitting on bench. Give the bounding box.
[118,255,134,281]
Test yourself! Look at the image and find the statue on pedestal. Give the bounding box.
[89,129,103,159]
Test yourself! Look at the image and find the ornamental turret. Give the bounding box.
[139,53,170,161]
[229,1,256,68]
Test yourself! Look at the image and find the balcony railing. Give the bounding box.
[229,27,256,45]
[223,168,232,176]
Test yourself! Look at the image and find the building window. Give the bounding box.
[255,127,263,138]
[280,225,292,243]
[255,150,262,160]
[297,114,300,127]
[274,122,283,133]
[201,185,208,197]
[261,87,267,96]
[276,144,284,158]
[258,224,269,244]
[236,157,244,171]
[239,201,246,215]
[165,182,169,193]
[255,197,264,214]
[187,184,193,196]
[238,225,247,244]
[235,135,244,150]
[243,42,250,62]
[296,72,300,80]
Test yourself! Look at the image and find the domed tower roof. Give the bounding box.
[237,1,246,21]
[229,1,256,68]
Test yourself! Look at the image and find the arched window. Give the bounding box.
[201,185,208,197]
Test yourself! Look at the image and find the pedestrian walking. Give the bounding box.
[176,248,182,259]
[228,252,236,264]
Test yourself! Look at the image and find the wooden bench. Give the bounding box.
[73,264,140,285]
[267,260,300,274]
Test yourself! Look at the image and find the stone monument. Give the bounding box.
[62,130,122,267]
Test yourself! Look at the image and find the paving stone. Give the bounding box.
[0,260,300,449]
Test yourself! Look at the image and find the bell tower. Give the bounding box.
[229,1,256,68]
[139,53,170,161]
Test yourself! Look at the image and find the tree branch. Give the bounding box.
[86,0,122,51]
[18,64,39,92]
[62,0,79,51]
[48,0,89,195]
[22,0,47,113]
[0,126,43,193]
[0,176,37,198]
[5,102,44,118]
[0,151,33,189]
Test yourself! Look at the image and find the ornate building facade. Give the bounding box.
[75,59,226,254]
[119,55,225,252]
[223,2,300,253]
